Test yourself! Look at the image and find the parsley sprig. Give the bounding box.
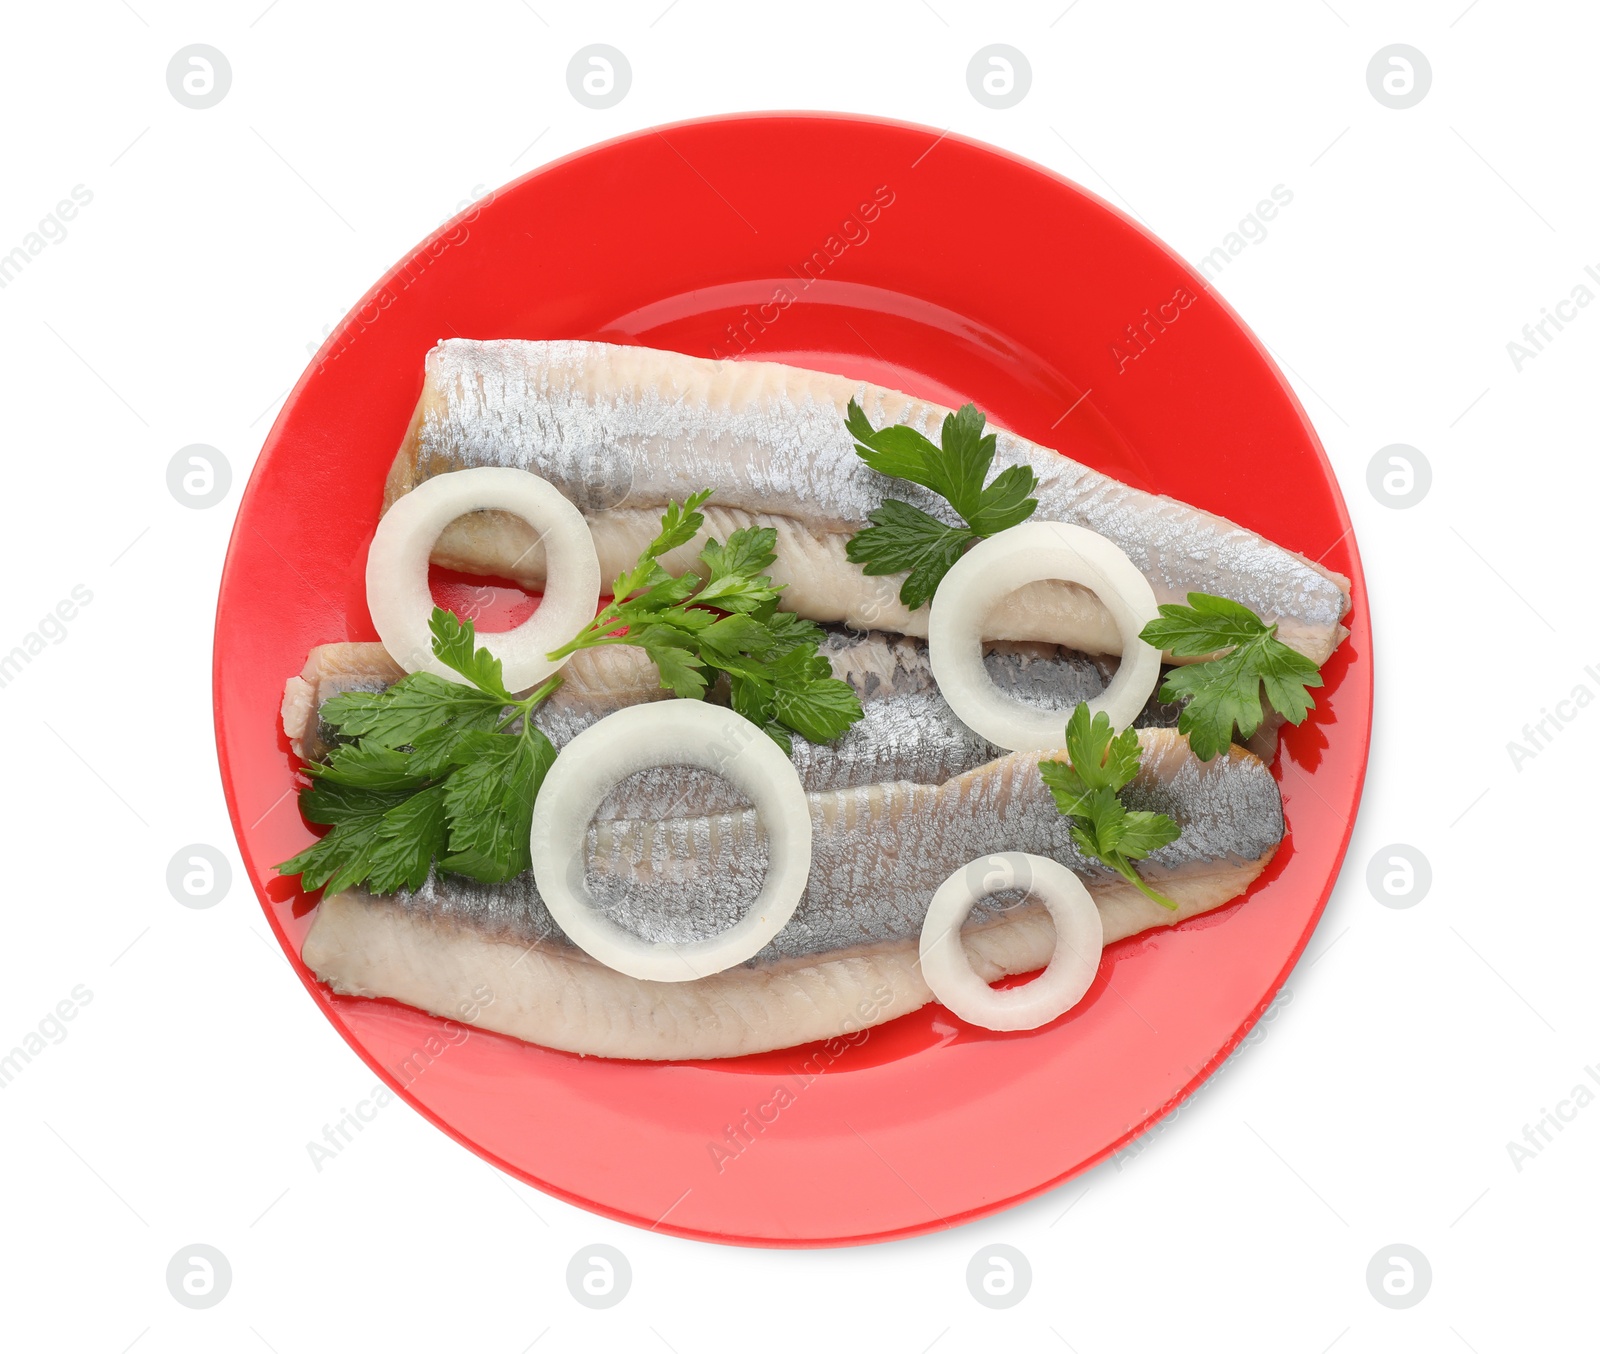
[842,400,1039,609]
[545,490,862,752]
[1039,703,1181,911]
[280,492,868,896]
[1138,593,1323,762]
[276,608,560,894]
[838,395,1328,762]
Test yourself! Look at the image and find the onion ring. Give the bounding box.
[927,521,1160,749]
[919,852,1104,1030]
[367,467,600,692]
[529,701,813,982]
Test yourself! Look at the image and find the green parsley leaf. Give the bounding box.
[725,667,774,717]
[320,671,507,763]
[621,566,701,614]
[609,491,714,604]
[306,742,430,792]
[842,398,1039,609]
[845,499,975,611]
[935,402,1000,520]
[277,608,565,895]
[1039,703,1181,911]
[277,812,389,896]
[760,609,828,656]
[279,780,451,896]
[1139,592,1324,762]
[546,495,866,749]
[438,729,556,883]
[1056,701,1143,795]
[768,645,863,745]
[1115,809,1186,860]
[296,780,413,826]
[714,657,794,752]
[363,785,451,894]
[692,530,785,614]
[637,625,710,699]
[962,464,1040,537]
[698,525,778,583]
[697,613,775,659]
[428,607,516,701]
[648,488,714,559]
[849,422,960,500]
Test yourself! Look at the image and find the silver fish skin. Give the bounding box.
[392,731,1283,963]
[386,339,1352,664]
[279,627,1230,826]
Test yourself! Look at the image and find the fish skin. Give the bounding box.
[280,625,1262,826]
[384,339,1351,663]
[606,736,1282,962]
[325,730,1282,965]
[281,639,671,764]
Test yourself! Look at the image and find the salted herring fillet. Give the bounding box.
[384,339,1352,664]
[281,632,1106,805]
[301,725,1282,1060]
[283,648,1281,965]
[280,627,1281,828]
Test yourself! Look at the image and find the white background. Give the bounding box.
[1,1,1594,1350]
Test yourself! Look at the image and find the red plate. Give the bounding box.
[214,113,1370,1246]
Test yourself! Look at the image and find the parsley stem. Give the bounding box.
[545,612,627,661]
[1111,854,1178,912]
[492,673,564,734]
[556,633,634,652]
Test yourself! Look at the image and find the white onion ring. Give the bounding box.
[367,467,600,692]
[919,852,1104,1031]
[529,701,813,982]
[927,521,1160,749]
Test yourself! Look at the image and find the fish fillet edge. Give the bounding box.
[302,851,1275,1061]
